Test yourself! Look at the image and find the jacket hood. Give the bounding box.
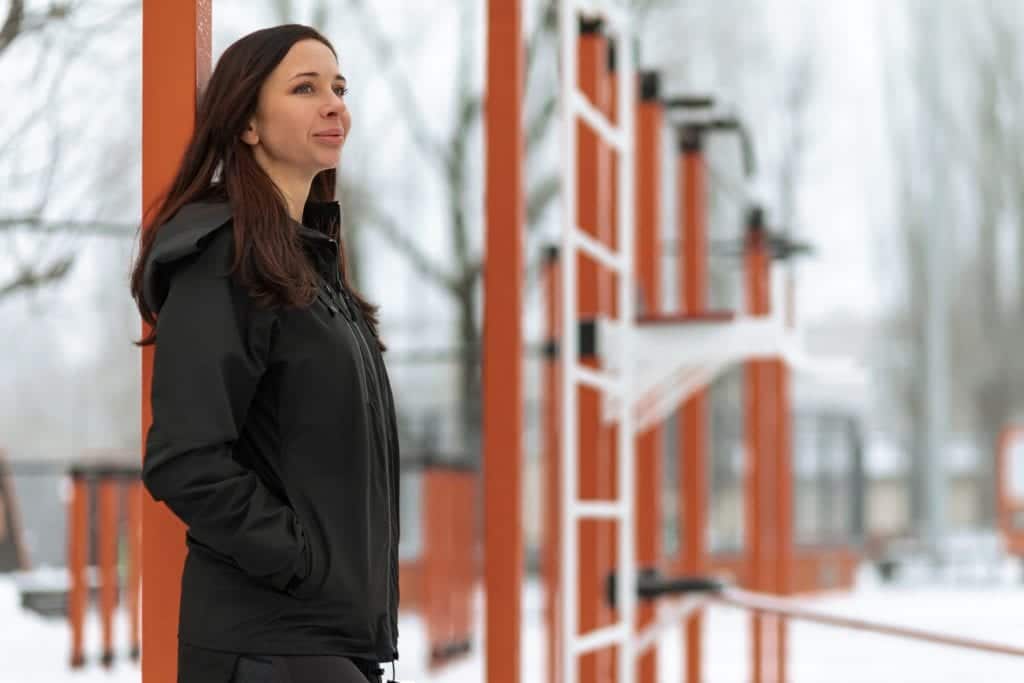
[142,199,342,314]
[142,201,233,314]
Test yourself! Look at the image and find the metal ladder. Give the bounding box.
[558,2,637,682]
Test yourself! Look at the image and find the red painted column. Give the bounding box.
[98,474,120,668]
[454,471,476,660]
[424,468,445,669]
[634,71,664,683]
[543,247,563,683]
[678,124,711,683]
[483,1,524,681]
[125,479,143,661]
[141,3,211,681]
[774,353,793,683]
[603,37,621,683]
[68,470,88,669]
[744,211,778,682]
[997,427,1024,557]
[576,19,613,683]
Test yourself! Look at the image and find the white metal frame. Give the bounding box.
[558,2,637,683]
[556,5,871,683]
[592,315,868,431]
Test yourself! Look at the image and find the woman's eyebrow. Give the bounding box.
[290,71,346,82]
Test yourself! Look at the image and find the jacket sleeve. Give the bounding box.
[142,254,312,595]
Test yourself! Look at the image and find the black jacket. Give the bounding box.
[141,200,400,663]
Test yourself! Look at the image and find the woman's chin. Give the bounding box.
[314,154,342,173]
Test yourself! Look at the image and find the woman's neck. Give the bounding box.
[277,177,313,223]
[255,154,313,223]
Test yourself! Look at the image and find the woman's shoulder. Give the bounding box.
[142,201,237,315]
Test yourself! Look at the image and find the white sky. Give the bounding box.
[0,0,904,460]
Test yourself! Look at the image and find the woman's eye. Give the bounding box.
[294,83,313,94]
[333,86,348,98]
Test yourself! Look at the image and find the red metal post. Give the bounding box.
[544,247,563,683]
[483,0,524,681]
[744,217,773,683]
[424,468,446,669]
[453,472,476,658]
[422,466,475,669]
[604,37,621,683]
[141,2,211,681]
[577,19,615,683]
[634,71,664,683]
[68,471,88,669]
[98,475,119,667]
[677,124,711,683]
[125,479,142,660]
[997,427,1024,557]
[774,359,793,681]
[0,449,30,570]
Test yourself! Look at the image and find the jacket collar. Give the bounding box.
[142,198,342,312]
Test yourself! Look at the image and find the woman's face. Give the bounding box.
[243,39,352,181]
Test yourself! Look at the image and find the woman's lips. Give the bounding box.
[314,131,345,145]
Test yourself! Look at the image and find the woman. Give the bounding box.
[130,25,401,683]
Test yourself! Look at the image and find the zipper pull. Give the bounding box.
[338,286,356,321]
[317,290,337,316]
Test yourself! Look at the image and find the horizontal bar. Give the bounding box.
[573,363,622,395]
[572,0,629,31]
[635,596,707,655]
[572,227,625,272]
[572,623,628,655]
[635,311,736,326]
[572,91,625,150]
[572,500,624,520]
[712,588,1024,659]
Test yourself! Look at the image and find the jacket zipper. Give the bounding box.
[330,275,397,650]
[313,239,398,653]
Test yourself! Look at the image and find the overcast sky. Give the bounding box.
[0,0,898,460]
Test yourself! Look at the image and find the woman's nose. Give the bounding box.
[322,95,345,118]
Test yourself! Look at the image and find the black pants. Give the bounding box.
[178,643,383,683]
[231,654,383,683]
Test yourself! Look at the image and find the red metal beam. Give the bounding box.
[997,427,1024,556]
[634,71,663,683]
[126,480,143,660]
[98,477,119,667]
[67,473,87,669]
[604,38,622,683]
[744,225,772,683]
[576,21,614,683]
[141,2,211,681]
[483,1,524,682]
[679,126,710,683]
[773,356,793,682]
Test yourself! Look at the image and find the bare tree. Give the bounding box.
[0,1,140,301]
[882,0,1024,528]
[323,0,566,458]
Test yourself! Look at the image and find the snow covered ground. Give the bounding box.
[3,565,1024,682]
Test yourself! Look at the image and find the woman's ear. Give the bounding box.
[241,121,259,146]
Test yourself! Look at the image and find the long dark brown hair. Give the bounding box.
[130,24,384,350]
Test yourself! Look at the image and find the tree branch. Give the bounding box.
[362,206,457,291]
[0,1,82,56]
[340,0,449,168]
[0,216,137,237]
[0,255,75,299]
[0,0,25,54]
[527,93,557,153]
[525,0,557,79]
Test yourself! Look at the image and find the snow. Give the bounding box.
[2,569,1024,682]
